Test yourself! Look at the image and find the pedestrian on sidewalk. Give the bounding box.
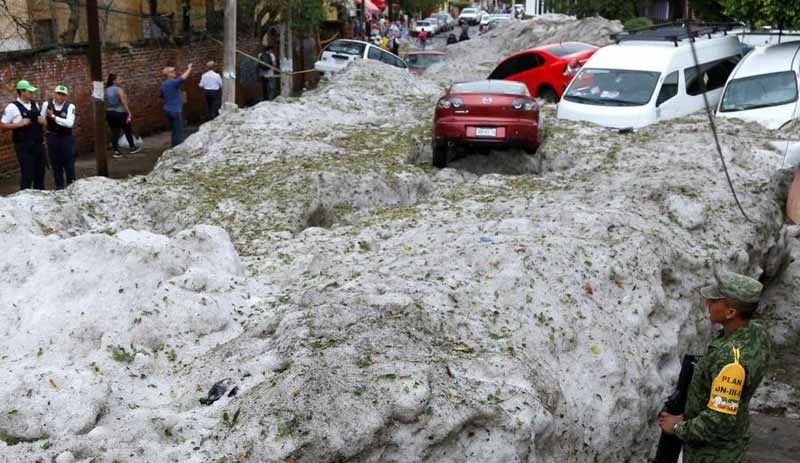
[105,73,141,158]
[257,45,277,101]
[0,80,46,190]
[199,61,223,120]
[40,85,76,190]
[160,63,193,147]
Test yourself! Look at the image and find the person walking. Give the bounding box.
[390,33,400,56]
[658,271,772,463]
[199,60,222,120]
[418,29,428,51]
[160,63,192,147]
[105,73,140,158]
[40,85,76,190]
[257,45,277,102]
[459,25,470,41]
[0,80,46,190]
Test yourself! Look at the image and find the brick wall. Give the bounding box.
[0,36,262,176]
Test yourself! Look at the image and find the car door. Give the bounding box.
[654,70,682,120]
[490,53,545,97]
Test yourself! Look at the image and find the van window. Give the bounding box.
[656,71,679,106]
[368,47,383,61]
[719,71,798,112]
[326,40,366,57]
[488,53,544,79]
[563,68,661,106]
[684,57,739,96]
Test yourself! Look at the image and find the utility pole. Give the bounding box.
[360,1,366,40]
[86,0,108,177]
[222,0,237,109]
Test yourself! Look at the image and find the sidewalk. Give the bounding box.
[0,127,197,197]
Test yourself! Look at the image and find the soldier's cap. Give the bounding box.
[700,271,763,304]
[16,80,37,92]
[54,85,68,95]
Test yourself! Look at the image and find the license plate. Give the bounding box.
[475,127,497,137]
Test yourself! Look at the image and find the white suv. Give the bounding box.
[458,8,480,25]
[315,39,408,75]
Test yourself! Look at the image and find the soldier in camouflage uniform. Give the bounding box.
[658,271,772,462]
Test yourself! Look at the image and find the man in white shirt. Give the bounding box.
[199,60,223,120]
[0,80,46,190]
[41,85,77,190]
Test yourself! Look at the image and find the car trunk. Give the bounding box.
[450,93,527,118]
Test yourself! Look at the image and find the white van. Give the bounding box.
[716,41,800,130]
[557,25,742,129]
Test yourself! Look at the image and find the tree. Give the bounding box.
[690,0,730,22]
[720,0,800,30]
[550,0,638,21]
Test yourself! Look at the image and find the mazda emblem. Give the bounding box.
[482,97,493,104]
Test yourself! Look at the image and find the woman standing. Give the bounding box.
[104,73,140,158]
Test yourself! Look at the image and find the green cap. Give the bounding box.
[700,271,763,303]
[16,80,37,92]
[54,85,68,95]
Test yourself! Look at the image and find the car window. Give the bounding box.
[326,40,366,57]
[488,53,544,79]
[406,54,446,69]
[684,56,740,96]
[720,71,798,112]
[452,80,528,95]
[368,46,382,61]
[564,68,661,106]
[417,21,430,26]
[656,70,679,107]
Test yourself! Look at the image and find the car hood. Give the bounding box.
[717,102,796,130]
[557,100,650,129]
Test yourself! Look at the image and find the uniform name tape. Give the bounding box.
[707,346,745,415]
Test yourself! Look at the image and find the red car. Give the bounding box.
[433,80,542,168]
[488,42,598,102]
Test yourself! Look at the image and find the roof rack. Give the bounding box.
[611,21,745,47]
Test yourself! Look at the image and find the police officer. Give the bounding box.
[0,80,46,190]
[41,85,76,190]
[658,271,772,462]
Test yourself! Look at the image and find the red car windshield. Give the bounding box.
[451,80,529,95]
[543,43,596,57]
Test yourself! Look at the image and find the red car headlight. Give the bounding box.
[512,98,537,111]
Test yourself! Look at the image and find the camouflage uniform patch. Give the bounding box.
[673,321,772,463]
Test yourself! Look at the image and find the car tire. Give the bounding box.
[538,86,558,103]
[433,142,448,168]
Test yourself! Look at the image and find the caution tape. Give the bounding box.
[205,36,317,77]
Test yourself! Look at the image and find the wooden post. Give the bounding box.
[86,0,108,177]
[222,0,237,109]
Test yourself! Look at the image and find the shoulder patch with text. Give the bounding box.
[707,346,745,415]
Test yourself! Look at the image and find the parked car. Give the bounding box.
[405,51,447,75]
[458,7,481,25]
[716,41,800,130]
[425,16,442,35]
[412,20,437,37]
[557,23,742,129]
[314,39,408,75]
[436,13,456,32]
[481,17,512,34]
[433,79,542,167]
[480,13,511,28]
[488,42,598,101]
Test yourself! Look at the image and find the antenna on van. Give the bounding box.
[686,26,754,223]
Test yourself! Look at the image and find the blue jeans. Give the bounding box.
[165,110,183,147]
